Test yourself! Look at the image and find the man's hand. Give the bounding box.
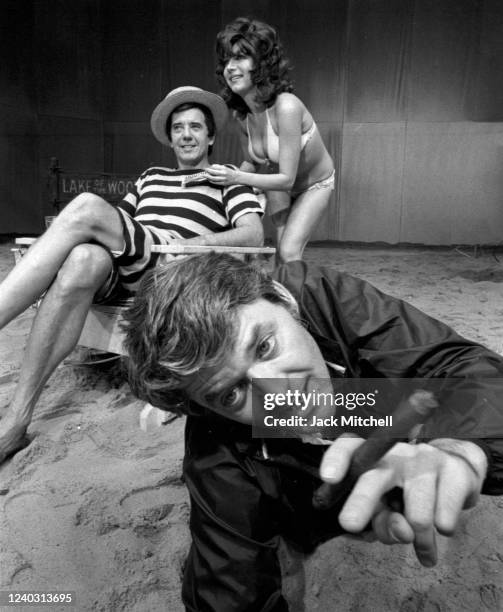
[206,164,239,186]
[0,411,30,464]
[320,435,488,567]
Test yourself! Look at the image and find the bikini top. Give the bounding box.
[246,108,317,165]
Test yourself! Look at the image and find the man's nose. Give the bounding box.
[248,362,304,393]
[248,361,280,381]
[182,125,192,138]
[248,357,310,379]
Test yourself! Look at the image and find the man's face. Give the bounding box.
[185,299,331,425]
[169,107,214,169]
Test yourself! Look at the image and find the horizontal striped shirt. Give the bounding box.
[117,166,263,240]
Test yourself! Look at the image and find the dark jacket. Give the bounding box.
[274,261,503,494]
[182,261,503,611]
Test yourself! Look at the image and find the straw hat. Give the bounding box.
[150,86,228,146]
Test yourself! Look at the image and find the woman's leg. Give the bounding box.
[277,186,332,263]
[0,193,124,330]
[0,244,113,462]
[266,190,291,256]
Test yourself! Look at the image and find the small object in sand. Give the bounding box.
[140,403,177,432]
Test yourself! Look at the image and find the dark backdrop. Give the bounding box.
[2,0,502,244]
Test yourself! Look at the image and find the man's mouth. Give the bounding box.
[228,74,242,83]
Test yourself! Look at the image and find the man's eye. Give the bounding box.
[221,383,247,409]
[257,336,274,359]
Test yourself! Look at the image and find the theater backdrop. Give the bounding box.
[2,0,502,245]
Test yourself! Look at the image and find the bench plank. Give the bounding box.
[77,246,275,356]
[151,245,275,255]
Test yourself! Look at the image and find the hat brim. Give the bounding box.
[150,89,228,146]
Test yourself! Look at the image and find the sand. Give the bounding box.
[0,242,502,611]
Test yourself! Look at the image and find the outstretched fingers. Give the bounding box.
[319,438,485,567]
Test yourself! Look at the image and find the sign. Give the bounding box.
[58,173,136,203]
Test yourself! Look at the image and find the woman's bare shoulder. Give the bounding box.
[273,93,311,129]
[275,92,304,112]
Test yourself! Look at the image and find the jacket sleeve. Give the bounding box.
[274,261,503,494]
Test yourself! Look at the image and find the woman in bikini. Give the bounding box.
[206,17,335,262]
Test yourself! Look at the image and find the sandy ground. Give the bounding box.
[0,241,502,611]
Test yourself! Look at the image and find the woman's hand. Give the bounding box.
[320,435,487,567]
[206,164,239,186]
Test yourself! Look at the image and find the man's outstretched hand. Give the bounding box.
[320,434,488,567]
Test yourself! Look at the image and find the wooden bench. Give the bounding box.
[11,159,269,353]
[77,244,276,355]
[12,240,275,431]
[12,239,275,356]
[14,160,275,430]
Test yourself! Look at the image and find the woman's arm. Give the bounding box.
[207,93,303,191]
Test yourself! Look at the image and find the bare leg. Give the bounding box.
[0,244,113,462]
[277,187,332,263]
[266,190,291,265]
[0,193,124,329]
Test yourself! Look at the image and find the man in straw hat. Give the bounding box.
[0,86,264,463]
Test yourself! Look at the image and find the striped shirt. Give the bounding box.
[117,166,263,240]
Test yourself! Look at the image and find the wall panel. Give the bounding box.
[38,116,104,217]
[309,124,340,241]
[470,6,503,120]
[102,0,163,123]
[401,122,503,244]
[34,0,102,119]
[0,108,39,233]
[278,0,347,125]
[1,0,36,113]
[339,122,405,243]
[104,121,164,175]
[163,0,222,93]
[1,0,502,243]
[407,1,482,121]
[345,0,413,122]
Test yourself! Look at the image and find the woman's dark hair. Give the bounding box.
[215,17,293,118]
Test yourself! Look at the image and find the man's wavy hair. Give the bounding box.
[215,17,293,118]
[121,253,299,415]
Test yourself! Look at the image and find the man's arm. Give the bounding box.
[276,260,503,489]
[275,261,503,564]
[178,212,264,247]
